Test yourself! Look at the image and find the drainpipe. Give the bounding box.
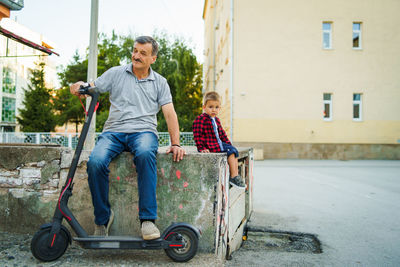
[230,0,234,140]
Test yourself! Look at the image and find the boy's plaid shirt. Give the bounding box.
[192,113,231,152]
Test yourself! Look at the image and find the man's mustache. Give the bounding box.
[134,58,142,63]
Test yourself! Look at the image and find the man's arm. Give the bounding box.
[162,103,185,162]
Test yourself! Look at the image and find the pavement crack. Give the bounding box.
[243,225,322,254]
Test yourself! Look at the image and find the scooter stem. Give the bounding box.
[48,87,99,243]
[65,89,99,187]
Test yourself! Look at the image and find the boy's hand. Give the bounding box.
[201,149,210,153]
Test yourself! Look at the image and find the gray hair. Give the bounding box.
[135,36,159,56]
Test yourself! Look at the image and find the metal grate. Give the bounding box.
[0,132,195,149]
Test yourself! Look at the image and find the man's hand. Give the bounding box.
[70,81,85,96]
[162,103,185,162]
[166,145,186,162]
[201,149,210,153]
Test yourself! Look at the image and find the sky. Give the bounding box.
[9,0,205,69]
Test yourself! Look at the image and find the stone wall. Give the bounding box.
[0,144,254,257]
[0,145,67,233]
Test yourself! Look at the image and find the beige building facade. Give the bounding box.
[203,0,400,158]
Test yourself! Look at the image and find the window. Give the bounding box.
[1,97,16,123]
[323,93,332,120]
[353,93,362,121]
[353,22,362,49]
[323,22,332,49]
[2,67,16,94]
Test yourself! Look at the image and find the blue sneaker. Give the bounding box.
[229,175,246,189]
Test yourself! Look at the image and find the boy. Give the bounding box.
[193,92,246,189]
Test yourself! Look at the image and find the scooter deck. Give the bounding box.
[75,236,159,241]
[73,236,181,249]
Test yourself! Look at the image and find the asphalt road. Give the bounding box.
[2,160,399,267]
[227,160,400,267]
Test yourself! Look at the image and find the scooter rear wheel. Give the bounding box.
[31,228,69,262]
[164,226,198,262]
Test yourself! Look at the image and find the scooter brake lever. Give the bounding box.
[78,83,91,95]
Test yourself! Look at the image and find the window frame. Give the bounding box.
[352,22,362,50]
[1,96,16,123]
[353,93,363,121]
[323,93,333,121]
[2,66,17,94]
[322,22,333,50]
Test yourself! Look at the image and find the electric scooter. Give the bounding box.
[30,85,200,262]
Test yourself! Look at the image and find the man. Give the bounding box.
[70,36,185,240]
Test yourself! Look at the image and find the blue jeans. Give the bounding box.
[87,131,158,225]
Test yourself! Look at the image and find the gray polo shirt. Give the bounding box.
[94,63,172,134]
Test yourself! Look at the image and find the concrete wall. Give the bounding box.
[0,145,254,257]
[236,142,400,160]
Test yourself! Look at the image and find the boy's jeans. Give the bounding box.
[87,131,158,225]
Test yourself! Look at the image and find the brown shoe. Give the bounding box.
[141,221,160,240]
[94,224,106,236]
[93,209,114,236]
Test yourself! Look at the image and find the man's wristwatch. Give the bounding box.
[171,144,181,148]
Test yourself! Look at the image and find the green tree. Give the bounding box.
[55,32,203,132]
[54,52,88,132]
[17,62,57,132]
[152,36,203,131]
[55,33,121,132]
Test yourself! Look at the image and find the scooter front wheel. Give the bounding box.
[164,226,199,262]
[31,228,69,262]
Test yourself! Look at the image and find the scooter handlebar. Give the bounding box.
[78,83,96,96]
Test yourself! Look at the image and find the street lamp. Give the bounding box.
[84,0,98,151]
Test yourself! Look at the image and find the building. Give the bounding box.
[0,0,23,20]
[202,0,400,159]
[0,18,58,132]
